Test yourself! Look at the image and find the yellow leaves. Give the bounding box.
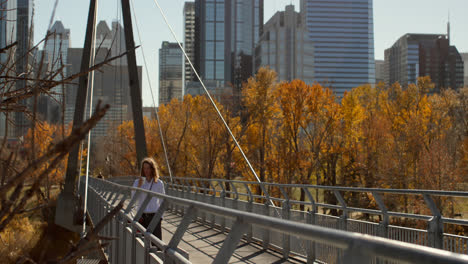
[23,122,73,185]
[0,215,43,263]
[243,67,279,122]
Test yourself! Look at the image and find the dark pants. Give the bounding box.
[140,213,162,240]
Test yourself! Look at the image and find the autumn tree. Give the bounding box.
[241,68,279,194]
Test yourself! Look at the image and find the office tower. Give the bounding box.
[462,53,468,87]
[15,0,34,137]
[42,21,70,123]
[159,41,183,105]
[0,0,17,138]
[194,0,263,97]
[184,2,196,87]
[258,5,313,84]
[95,20,127,65]
[65,45,142,146]
[96,21,113,50]
[301,0,375,97]
[384,34,464,91]
[0,0,17,63]
[375,60,385,84]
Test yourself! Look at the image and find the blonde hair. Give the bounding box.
[138,157,160,187]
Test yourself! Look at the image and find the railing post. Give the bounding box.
[334,191,348,231]
[213,218,249,264]
[282,198,291,259]
[167,205,196,250]
[244,182,254,242]
[424,194,443,249]
[304,188,317,264]
[340,241,368,264]
[209,181,216,228]
[113,214,119,263]
[263,200,270,250]
[219,180,226,232]
[131,223,137,264]
[373,192,389,238]
[231,182,239,210]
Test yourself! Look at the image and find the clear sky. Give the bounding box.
[33,0,468,107]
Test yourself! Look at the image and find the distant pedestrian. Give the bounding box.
[132,157,165,240]
[97,172,104,179]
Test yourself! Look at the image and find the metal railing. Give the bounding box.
[87,177,468,264]
[157,177,468,261]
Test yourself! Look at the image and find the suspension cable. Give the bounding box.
[151,0,263,188]
[82,0,99,237]
[130,0,173,181]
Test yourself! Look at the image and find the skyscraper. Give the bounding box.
[0,0,16,64]
[462,53,468,87]
[258,5,313,84]
[301,0,375,97]
[384,34,464,91]
[183,2,196,85]
[194,0,263,97]
[95,20,127,65]
[65,21,142,146]
[44,21,70,123]
[159,41,183,105]
[0,0,17,138]
[15,0,34,137]
[65,47,142,146]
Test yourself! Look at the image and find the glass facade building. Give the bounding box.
[159,41,183,105]
[301,0,375,97]
[384,34,464,91]
[194,0,263,97]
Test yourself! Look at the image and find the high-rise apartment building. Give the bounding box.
[183,2,196,86]
[384,34,464,91]
[258,5,313,84]
[194,0,263,97]
[301,0,375,97]
[159,41,183,105]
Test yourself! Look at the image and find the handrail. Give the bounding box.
[163,176,468,197]
[162,176,468,227]
[89,178,468,264]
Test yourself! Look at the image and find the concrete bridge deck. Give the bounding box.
[162,211,306,263]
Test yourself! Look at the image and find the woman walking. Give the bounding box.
[132,157,165,240]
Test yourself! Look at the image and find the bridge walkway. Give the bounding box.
[162,211,306,263]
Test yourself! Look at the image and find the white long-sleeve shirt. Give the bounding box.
[132,178,165,213]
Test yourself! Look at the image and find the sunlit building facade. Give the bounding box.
[258,5,314,84]
[384,34,464,91]
[301,0,375,97]
[195,0,263,98]
[159,41,183,105]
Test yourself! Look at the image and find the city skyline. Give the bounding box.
[33,0,468,106]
